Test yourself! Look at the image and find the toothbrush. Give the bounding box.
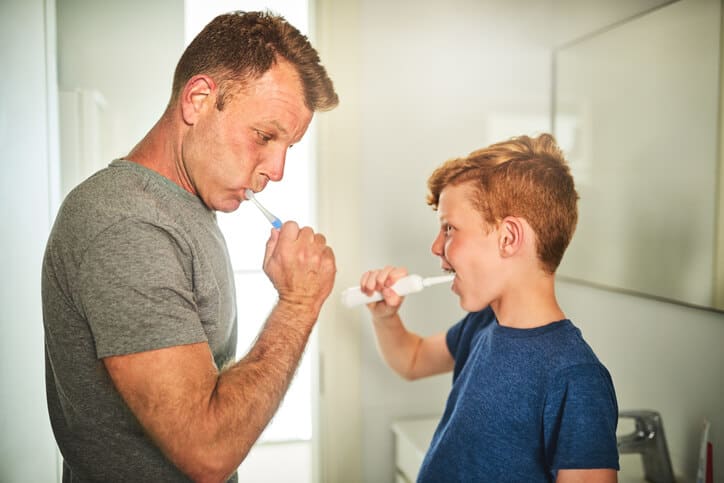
[245,189,282,229]
[341,273,455,308]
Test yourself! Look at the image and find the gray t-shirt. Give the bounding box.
[42,160,238,482]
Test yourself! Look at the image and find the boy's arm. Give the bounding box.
[371,313,454,380]
[361,266,454,380]
[556,468,617,482]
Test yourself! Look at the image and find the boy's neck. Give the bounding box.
[491,275,565,329]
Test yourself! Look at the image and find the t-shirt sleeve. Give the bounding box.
[445,316,467,358]
[76,218,208,358]
[543,363,620,473]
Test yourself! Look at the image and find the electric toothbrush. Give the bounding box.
[245,189,282,229]
[341,273,455,308]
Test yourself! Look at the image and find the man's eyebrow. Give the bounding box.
[264,120,288,135]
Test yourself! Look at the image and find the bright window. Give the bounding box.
[185,0,314,443]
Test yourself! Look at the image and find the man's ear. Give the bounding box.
[180,75,215,125]
[498,216,524,258]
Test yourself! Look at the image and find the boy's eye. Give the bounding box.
[443,224,454,235]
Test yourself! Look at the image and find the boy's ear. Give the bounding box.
[498,216,524,258]
[180,75,216,125]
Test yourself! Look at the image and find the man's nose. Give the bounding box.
[265,148,287,182]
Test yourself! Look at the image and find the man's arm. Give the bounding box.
[104,222,335,483]
[362,266,454,380]
[104,301,317,482]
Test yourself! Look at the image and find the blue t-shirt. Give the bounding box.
[417,307,619,482]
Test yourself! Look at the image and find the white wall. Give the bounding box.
[1,0,184,478]
[313,1,364,481]
[0,0,61,481]
[354,2,538,481]
[56,0,184,167]
[0,2,182,481]
[316,0,724,482]
[356,2,553,480]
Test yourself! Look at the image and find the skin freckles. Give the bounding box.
[431,182,505,313]
[179,60,313,213]
[129,59,313,214]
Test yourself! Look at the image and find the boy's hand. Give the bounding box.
[360,266,408,319]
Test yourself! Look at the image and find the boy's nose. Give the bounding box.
[431,232,444,257]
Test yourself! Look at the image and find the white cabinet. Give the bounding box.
[391,418,440,483]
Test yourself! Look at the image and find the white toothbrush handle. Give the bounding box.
[340,275,424,307]
[245,189,282,229]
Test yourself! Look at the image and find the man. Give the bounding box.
[42,11,338,482]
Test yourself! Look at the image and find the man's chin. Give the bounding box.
[213,198,242,213]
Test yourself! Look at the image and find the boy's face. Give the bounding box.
[431,182,505,312]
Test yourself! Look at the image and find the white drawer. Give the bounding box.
[391,418,440,482]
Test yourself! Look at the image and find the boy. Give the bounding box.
[358,134,619,482]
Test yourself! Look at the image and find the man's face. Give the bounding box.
[431,182,504,312]
[182,60,313,213]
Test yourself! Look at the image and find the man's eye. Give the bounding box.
[256,130,272,144]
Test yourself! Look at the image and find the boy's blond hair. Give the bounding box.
[427,133,578,274]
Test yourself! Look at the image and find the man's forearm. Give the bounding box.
[202,299,319,478]
[106,300,321,483]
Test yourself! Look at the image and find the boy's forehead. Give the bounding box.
[440,182,476,203]
[438,183,478,215]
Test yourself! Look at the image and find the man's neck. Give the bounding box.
[125,109,193,194]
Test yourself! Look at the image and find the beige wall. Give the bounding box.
[716,6,724,308]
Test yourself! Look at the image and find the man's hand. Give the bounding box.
[263,221,336,316]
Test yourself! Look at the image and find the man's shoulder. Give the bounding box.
[61,160,198,228]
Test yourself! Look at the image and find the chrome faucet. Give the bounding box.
[617,410,675,483]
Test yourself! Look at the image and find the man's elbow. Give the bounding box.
[167,434,249,483]
[179,451,242,483]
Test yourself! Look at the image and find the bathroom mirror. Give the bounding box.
[553,0,724,311]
